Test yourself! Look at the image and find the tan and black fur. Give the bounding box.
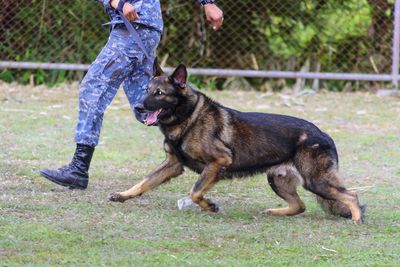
[108,60,365,224]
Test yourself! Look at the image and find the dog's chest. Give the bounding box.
[179,138,204,161]
[163,125,205,161]
[169,138,206,173]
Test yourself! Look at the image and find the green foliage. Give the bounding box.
[0,0,395,87]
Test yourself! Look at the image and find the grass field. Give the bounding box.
[1,81,400,266]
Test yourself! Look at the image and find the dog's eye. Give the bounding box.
[154,89,164,96]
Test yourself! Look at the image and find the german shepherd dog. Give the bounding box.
[108,60,364,224]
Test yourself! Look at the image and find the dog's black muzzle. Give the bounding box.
[134,102,146,114]
[133,95,147,124]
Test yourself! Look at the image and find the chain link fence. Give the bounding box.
[0,0,399,86]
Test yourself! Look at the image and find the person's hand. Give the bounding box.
[110,0,140,21]
[204,4,224,30]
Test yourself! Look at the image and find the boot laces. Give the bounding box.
[58,157,80,172]
[59,165,70,171]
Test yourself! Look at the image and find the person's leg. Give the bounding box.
[40,27,148,189]
[123,62,152,123]
[122,27,161,123]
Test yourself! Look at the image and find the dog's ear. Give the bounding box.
[170,64,187,89]
[153,57,164,77]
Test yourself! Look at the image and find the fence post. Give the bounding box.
[392,0,400,90]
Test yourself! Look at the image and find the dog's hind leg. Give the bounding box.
[190,157,232,212]
[264,165,306,216]
[295,151,363,224]
[108,143,184,203]
[303,174,363,224]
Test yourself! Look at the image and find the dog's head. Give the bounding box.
[137,59,194,126]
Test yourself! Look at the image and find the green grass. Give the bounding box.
[1,81,400,266]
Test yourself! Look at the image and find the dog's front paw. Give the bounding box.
[263,209,273,215]
[108,192,126,203]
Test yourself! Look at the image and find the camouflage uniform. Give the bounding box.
[75,0,163,147]
[76,0,207,147]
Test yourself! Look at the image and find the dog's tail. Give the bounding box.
[315,195,366,218]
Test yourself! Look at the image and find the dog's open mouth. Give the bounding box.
[145,109,162,126]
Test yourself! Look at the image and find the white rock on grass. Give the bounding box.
[177,196,197,211]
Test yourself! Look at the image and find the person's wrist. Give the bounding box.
[204,3,217,11]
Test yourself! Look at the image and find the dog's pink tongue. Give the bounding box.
[145,110,161,126]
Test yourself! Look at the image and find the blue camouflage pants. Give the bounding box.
[75,25,161,147]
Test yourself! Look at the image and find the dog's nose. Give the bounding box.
[134,103,145,114]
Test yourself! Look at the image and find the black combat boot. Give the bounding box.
[40,144,94,190]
